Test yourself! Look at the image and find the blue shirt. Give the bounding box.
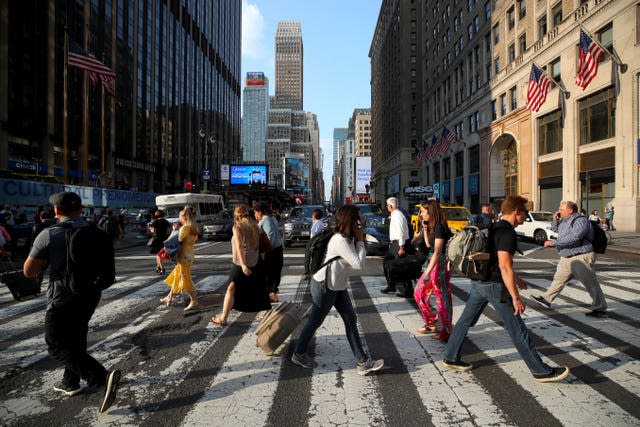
[550,213,593,257]
[259,215,282,248]
[310,220,324,238]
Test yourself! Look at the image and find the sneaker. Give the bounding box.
[533,366,570,383]
[291,352,314,369]
[99,370,121,413]
[585,310,607,318]
[357,358,384,376]
[53,382,82,397]
[531,295,551,308]
[380,287,396,294]
[442,359,473,372]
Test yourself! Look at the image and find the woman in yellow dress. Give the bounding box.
[161,205,201,311]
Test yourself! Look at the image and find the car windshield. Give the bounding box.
[445,207,471,220]
[213,210,232,220]
[364,215,387,228]
[531,212,554,221]
[290,206,323,218]
[356,204,384,215]
[163,207,183,218]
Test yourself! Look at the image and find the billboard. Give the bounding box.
[284,156,305,192]
[229,164,268,185]
[355,157,372,194]
[246,71,266,86]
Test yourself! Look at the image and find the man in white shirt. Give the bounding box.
[382,197,412,296]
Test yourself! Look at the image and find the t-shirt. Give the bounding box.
[151,218,171,240]
[427,222,452,250]
[485,219,517,284]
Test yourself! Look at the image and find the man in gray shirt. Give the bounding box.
[532,200,607,318]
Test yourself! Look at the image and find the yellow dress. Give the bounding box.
[164,226,197,294]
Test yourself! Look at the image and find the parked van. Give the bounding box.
[155,193,225,236]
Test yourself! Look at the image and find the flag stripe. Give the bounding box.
[576,29,605,89]
[526,63,551,112]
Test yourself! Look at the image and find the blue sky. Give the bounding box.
[241,0,380,200]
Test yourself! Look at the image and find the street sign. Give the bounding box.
[200,169,212,181]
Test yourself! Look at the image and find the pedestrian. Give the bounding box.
[532,200,608,318]
[413,200,453,341]
[588,209,601,223]
[253,201,284,303]
[605,206,614,231]
[0,222,11,256]
[161,205,201,311]
[22,191,120,412]
[148,209,171,274]
[442,195,570,383]
[309,208,324,238]
[85,207,98,224]
[291,205,384,376]
[381,197,412,297]
[211,205,271,326]
[0,204,15,225]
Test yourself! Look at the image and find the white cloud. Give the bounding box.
[242,1,265,60]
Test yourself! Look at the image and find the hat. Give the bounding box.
[49,192,82,213]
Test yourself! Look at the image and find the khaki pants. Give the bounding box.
[542,252,607,311]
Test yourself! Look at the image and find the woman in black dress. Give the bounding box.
[149,210,171,274]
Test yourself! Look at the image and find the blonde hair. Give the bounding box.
[180,205,200,235]
[233,205,260,249]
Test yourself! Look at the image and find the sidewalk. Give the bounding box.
[604,231,640,256]
[113,232,150,251]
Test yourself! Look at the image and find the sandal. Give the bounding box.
[269,292,279,303]
[416,325,437,334]
[184,303,202,312]
[210,316,227,326]
[156,266,163,275]
[160,296,172,307]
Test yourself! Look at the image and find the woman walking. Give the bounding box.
[149,210,171,274]
[211,205,271,326]
[291,205,384,376]
[414,200,453,342]
[253,201,283,303]
[162,205,201,311]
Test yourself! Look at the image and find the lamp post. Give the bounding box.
[199,128,216,191]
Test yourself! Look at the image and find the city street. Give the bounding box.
[1,237,639,426]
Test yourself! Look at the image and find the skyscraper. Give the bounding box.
[241,72,269,162]
[273,21,303,110]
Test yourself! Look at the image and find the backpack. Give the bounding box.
[58,223,116,294]
[571,217,607,254]
[446,225,492,281]
[304,228,341,276]
[98,216,118,237]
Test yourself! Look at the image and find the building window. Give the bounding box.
[474,15,480,33]
[538,15,547,39]
[552,2,562,28]
[486,63,492,81]
[507,6,515,30]
[485,32,492,53]
[494,56,500,74]
[468,24,474,40]
[579,87,616,145]
[510,86,517,110]
[519,33,526,55]
[538,110,562,155]
[455,151,464,176]
[598,23,613,53]
[491,99,497,120]
[550,57,561,82]
[493,24,500,44]
[469,144,480,173]
[469,114,475,133]
[485,1,491,20]
[500,93,507,115]
[508,43,516,62]
[518,0,526,19]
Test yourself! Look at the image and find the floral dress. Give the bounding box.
[165,226,197,294]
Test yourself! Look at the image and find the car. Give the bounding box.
[410,204,472,236]
[515,210,558,245]
[362,212,390,255]
[354,203,385,216]
[202,209,234,240]
[283,204,327,247]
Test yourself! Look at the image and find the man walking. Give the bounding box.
[532,200,608,318]
[381,197,412,297]
[442,195,569,383]
[23,192,121,413]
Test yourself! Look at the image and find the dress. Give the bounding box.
[164,226,197,294]
[228,233,271,312]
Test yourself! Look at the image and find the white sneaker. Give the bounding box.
[357,358,384,376]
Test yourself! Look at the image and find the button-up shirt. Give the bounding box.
[389,209,409,244]
[550,213,593,257]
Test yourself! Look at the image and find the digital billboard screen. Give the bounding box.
[229,164,268,185]
[355,157,372,194]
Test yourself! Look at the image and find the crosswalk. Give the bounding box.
[1,262,639,426]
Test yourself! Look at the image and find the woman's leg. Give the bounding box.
[414,271,436,329]
[212,282,235,324]
[334,291,367,363]
[294,280,336,355]
[433,260,453,341]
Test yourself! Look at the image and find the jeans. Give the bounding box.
[444,281,552,376]
[294,278,367,363]
[45,295,108,387]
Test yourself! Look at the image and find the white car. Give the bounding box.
[515,210,558,245]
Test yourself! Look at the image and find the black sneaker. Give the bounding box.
[531,295,551,308]
[380,287,396,294]
[585,310,607,318]
[442,359,473,372]
[99,370,121,413]
[291,352,314,369]
[53,382,82,397]
[533,366,570,383]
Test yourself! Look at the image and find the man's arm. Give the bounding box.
[497,250,526,315]
[23,256,47,278]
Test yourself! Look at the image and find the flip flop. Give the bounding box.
[210,316,227,326]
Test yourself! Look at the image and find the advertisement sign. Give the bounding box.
[229,164,268,185]
[355,157,372,194]
[284,156,305,192]
[433,183,440,199]
[386,173,400,195]
[246,71,266,86]
[221,164,229,181]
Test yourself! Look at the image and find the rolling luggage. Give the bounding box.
[255,301,305,356]
[0,257,42,301]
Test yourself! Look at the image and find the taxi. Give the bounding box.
[410,203,471,236]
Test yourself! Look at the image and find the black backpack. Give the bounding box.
[57,222,116,294]
[305,228,341,276]
[570,217,607,254]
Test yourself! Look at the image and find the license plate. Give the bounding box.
[301,231,310,236]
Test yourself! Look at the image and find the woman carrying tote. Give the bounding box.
[291,205,384,376]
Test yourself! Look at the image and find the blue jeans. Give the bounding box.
[294,278,367,363]
[444,281,552,376]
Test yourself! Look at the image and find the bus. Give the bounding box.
[155,193,225,234]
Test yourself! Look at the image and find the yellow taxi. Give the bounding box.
[410,204,471,236]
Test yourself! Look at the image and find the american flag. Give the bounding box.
[526,63,552,112]
[68,38,118,100]
[426,135,438,160]
[576,28,604,90]
[436,127,455,155]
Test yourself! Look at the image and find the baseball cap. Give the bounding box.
[49,191,82,213]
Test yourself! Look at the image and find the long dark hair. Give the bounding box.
[334,205,360,240]
[421,200,448,236]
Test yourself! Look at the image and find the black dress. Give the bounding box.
[228,259,271,312]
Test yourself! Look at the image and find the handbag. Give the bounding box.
[163,230,181,259]
[157,247,170,260]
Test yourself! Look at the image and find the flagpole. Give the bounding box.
[63,27,69,184]
[532,62,571,99]
[579,26,627,73]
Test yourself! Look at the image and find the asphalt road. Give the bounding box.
[0,238,639,426]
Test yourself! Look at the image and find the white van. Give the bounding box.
[155,193,225,235]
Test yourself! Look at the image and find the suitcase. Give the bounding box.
[255,301,305,356]
[0,257,42,301]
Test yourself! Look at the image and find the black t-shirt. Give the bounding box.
[486,219,517,283]
[151,218,171,240]
[427,222,452,251]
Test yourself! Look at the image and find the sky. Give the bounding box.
[241,0,381,201]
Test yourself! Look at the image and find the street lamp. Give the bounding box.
[199,128,216,191]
